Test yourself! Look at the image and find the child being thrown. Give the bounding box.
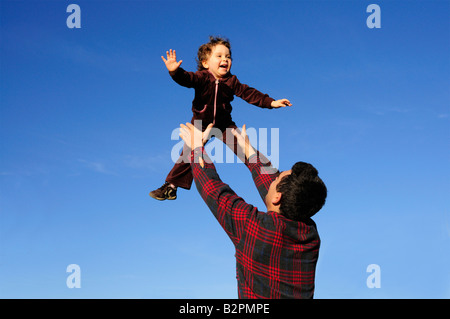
[150,36,292,201]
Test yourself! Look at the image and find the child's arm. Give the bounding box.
[161,49,182,73]
[233,77,292,108]
[161,49,201,88]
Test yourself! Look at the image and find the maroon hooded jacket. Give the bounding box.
[169,67,275,131]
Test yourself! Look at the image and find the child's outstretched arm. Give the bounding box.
[233,77,292,109]
[271,99,292,108]
[161,49,182,73]
[163,49,200,89]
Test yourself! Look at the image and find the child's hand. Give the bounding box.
[271,99,292,108]
[161,49,182,72]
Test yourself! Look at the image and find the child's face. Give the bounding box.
[202,44,232,79]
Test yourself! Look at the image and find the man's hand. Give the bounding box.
[231,124,256,160]
[179,123,213,150]
[161,49,183,72]
[271,99,292,108]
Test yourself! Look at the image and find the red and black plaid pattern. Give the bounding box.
[191,147,320,299]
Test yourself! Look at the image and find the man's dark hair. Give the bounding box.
[276,162,327,221]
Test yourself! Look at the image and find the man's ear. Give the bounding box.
[272,192,282,206]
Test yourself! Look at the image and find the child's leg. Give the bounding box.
[165,143,194,190]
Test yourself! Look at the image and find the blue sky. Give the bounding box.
[1,0,449,298]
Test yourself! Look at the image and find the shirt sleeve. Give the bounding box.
[169,67,200,88]
[232,76,275,108]
[245,151,280,203]
[190,146,257,246]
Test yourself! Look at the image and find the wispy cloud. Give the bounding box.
[0,172,14,176]
[76,153,169,177]
[123,154,167,172]
[3,24,150,75]
[59,39,151,74]
[78,159,116,175]
[365,105,414,116]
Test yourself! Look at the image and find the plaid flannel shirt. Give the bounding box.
[190,147,320,299]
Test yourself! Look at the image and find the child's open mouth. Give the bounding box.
[220,64,228,69]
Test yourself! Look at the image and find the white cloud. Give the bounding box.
[78,159,116,175]
[123,154,167,172]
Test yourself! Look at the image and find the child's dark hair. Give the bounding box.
[196,36,232,71]
[276,162,327,221]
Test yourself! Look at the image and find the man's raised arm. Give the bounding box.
[231,125,280,203]
[179,123,257,246]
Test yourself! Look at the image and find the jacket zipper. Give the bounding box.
[213,79,219,126]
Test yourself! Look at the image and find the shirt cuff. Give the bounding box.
[246,153,258,166]
[190,146,209,169]
[191,146,203,160]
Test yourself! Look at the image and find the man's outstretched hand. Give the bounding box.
[231,124,256,160]
[179,123,213,150]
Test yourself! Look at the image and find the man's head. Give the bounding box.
[265,162,327,221]
[197,36,232,77]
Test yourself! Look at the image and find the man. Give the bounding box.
[179,122,327,299]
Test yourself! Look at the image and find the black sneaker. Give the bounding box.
[149,182,177,200]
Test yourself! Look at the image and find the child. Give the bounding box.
[149,36,291,201]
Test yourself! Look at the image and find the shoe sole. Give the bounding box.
[149,192,177,201]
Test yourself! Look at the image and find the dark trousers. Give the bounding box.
[166,124,242,189]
